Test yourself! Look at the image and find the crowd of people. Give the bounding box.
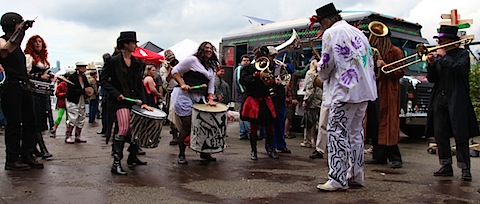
[0,2,479,193]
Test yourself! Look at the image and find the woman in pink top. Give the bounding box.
[143,65,163,107]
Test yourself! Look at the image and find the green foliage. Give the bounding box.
[469,63,480,120]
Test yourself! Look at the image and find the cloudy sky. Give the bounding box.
[1,0,479,67]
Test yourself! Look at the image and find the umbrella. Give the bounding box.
[132,47,165,64]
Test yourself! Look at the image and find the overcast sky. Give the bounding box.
[1,0,479,67]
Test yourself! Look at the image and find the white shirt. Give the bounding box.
[159,64,178,90]
[317,20,377,106]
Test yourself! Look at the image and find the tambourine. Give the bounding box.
[85,87,94,96]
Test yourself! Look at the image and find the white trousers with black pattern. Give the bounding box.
[325,101,367,188]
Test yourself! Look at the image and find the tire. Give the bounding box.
[400,118,426,138]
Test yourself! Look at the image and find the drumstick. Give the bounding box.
[191,84,207,89]
[124,97,142,105]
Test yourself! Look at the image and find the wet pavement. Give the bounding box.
[0,117,480,204]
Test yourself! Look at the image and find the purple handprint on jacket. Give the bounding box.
[341,68,359,86]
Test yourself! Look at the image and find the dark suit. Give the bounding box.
[100,53,147,112]
[66,72,92,104]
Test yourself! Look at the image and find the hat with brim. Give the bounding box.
[118,31,139,43]
[57,75,74,85]
[75,61,88,68]
[434,25,459,39]
[315,2,342,21]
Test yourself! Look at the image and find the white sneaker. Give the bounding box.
[300,142,312,148]
[316,182,348,191]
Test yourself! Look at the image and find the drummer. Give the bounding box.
[65,61,92,144]
[171,41,218,165]
[100,31,152,175]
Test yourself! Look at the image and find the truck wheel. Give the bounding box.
[400,118,426,138]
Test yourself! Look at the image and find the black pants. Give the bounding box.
[1,83,37,162]
[366,100,378,145]
[433,94,470,169]
[100,99,108,133]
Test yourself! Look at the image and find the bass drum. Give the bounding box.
[190,103,228,153]
[130,105,167,148]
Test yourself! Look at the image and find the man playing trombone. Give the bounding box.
[425,25,479,181]
[365,21,405,169]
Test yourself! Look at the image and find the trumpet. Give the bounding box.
[381,35,474,74]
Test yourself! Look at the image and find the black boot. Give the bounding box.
[37,133,53,159]
[265,133,279,159]
[22,153,44,169]
[249,135,257,160]
[433,164,453,177]
[462,169,472,181]
[32,146,42,157]
[127,141,147,166]
[169,128,179,145]
[111,135,127,175]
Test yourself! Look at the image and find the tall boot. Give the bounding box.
[266,133,279,159]
[127,140,147,166]
[169,127,179,145]
[74,127,87,143]
[249,135,257,160]
[65,125,75,144]
[111,135,127,175]
[37,132,53,159]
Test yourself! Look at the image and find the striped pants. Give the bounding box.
[325,102,367,188]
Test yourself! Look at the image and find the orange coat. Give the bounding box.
[377,46,405,146]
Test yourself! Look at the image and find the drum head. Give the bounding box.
[132,105,167,119]
[193,103,228,113]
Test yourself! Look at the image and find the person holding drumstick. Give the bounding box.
[171,41,218,165]
[65,61,92,144]
[101,31,152,175]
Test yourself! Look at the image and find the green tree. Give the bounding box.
[469,63,480,121]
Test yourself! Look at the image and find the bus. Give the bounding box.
[219,11,433,137]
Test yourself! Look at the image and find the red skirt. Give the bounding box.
[241,96,276,125]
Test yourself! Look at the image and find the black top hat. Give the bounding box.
[118,31,139,43]
[315,2,341,20]
[434,25,459,39]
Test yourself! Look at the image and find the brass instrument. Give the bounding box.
[368,21,389,38]
[254,56,273,85]
[367,21,388,78]
[381,35,474,74]
[372,47,383,78]
[273,59,291,86]
[309,37,321,60]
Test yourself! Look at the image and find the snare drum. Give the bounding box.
[130,105,166,148]
[190,103,228,153]
[29,79,54,95]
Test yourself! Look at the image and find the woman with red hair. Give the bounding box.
[24,35,53,159]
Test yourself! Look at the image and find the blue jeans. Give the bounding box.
[236,102,250,138]
[265,102,287,151]
[239,119,250,138]
[88,99,99,123]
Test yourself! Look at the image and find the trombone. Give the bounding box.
[381,36,474,74]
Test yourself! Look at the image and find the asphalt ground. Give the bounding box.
[0,115,479,204]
